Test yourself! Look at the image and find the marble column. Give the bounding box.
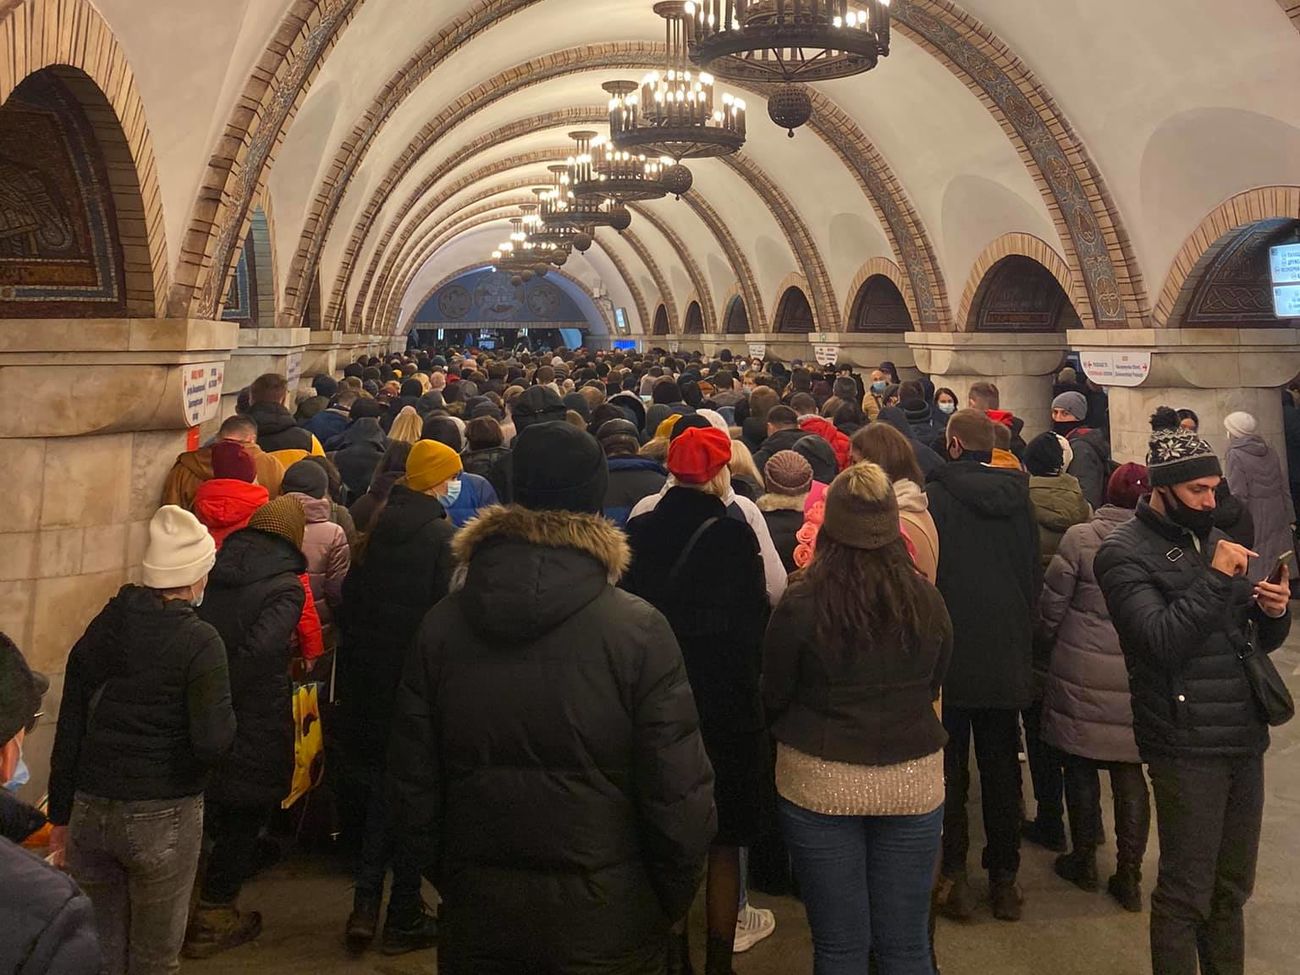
[1068,328,1300,469]
[223,326,311,414]
[303,330,345,381]
[0,318,240,795]
[906,332,1067,438]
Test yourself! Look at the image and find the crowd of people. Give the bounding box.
[1,344,1295,975]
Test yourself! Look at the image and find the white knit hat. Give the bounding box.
[142,505,216,589]
[696,408,730,433]
[1224,411,1257,440]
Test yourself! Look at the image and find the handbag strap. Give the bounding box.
[667,517,719,587]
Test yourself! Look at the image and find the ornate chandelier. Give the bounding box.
[569,124,671,204]
[539,163,631,234]
[490,212,566,280]
[608,1,746,161]
[686,0,891,135]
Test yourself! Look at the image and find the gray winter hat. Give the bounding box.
[1051,391,1088,422]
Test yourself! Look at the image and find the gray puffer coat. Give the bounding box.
[1037,505,1140,764]
[1225,435,1295,583]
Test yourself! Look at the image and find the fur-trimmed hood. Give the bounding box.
[453,505,631,643]
[756,492,806,513]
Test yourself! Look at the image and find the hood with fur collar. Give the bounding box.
[453,505,631,643]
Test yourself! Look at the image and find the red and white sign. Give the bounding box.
[182,362,225,427]
[1080,350,1151,388]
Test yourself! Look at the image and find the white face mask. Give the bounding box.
[438,479,464,508]
[938,401,956,415]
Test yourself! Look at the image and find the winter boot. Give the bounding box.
[1054,850,1099,892]
[344,890,381,954]
[1107,866,1143,913]
[1021,815,1067,853]
[934,869,976,922]
[182,901,263,959]
[989,871,1024,922]
[380,901,438,956]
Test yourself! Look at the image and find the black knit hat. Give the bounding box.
[1024,431,1065,477]
[283,459,329,499]
[512,422,609,514]
[1147,429,1222,488]
[0,632,45,744]
[512,385,567,432]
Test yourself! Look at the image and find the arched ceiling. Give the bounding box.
[55,0,1300,334]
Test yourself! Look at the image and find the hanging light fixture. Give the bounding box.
[491,213,565,274]
[686,0,891,135]
[540,163,629,233]
[609,1,746,161]
[570,120,673,204]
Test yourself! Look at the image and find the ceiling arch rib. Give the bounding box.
[624,204,717,334]
[618,228,679,334]
[294,46,923,338]
[361,112,766,341]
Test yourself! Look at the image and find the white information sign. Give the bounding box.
[748,342,766,359]
[182,362,225,427]
[1079,350,1151,388]
[285,351,304,389]
[1269,244,1300,318]
[1275,284,1300,319]
[814,344,840,367]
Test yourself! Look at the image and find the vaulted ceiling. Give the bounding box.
[75,0,1300,334]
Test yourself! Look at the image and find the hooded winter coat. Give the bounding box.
[329,418,388,502]
[338,485,454,763]
[895,478,939,584]
[1063,426,1111,509]
[193,478,269,548]
[752,426,805,474]
[247,401,322,460]
[926,461,1041,709]
[48,587,235,825]
[604,456,668,527]
[798,415,852,472]
[161,443,283,509]
[756,492,806,574]
[386,506,715,973]
[286,493,350,630]
[0,833,101,975]
[903,400,946,451]
[1095,500,1291,761]
[1225,434,1296,582]
[198,529,306,806]
[1028,472,1091,567]
[1037,506,1141,764]
[302,406,351,446]
[462,445,512,502]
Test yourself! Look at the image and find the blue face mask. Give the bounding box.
[871,381,887,394]
[4,742,29,793]
[439,479,463,508]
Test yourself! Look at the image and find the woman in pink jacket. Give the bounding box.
[282,461,351,650]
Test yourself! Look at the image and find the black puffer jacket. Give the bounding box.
[329,418,387,502]
[756,493,805,574]
[0,835,100,975]
[387,506,715,974]
[462,445,512,502]
[247,401,316,454]
[1095,500,1291,761]
[752,427,806,474]
[198,529,306,806]
[603,456,668,527]
[48,587,235,825]
[339,485,454,762]
[926,461,1041,709]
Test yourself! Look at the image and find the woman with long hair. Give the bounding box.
[851,423,939,584]
[764,462,952,973]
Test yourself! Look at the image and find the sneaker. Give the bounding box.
[733,904,776,953]
[380,904,439,956]
[935,871,976,922]
[989,874,1024,922]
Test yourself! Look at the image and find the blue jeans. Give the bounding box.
[779,797,942,975]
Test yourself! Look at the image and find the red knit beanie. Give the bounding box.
[1106,462,1149,509]
[668,426,732,485]
[211,440,256,483]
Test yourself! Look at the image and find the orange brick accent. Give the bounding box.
[1153,186,1300,329]
[1277,0,1300,31]
[842,258,911,329]
[172,0,362,321]
[893,0,1146,328]
[588,241,652,335]
[0,0,169,315]
[625,206,716,334]
[678,191,766,330]
[955,233,1074,330]
[619,228,679,335]
[771,272,814,332]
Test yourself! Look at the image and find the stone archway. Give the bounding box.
[724,294,751,335]
[774,286,815,334]
[847,275,915,333]
[966,256,1082,333]
[683,300,705,335]
[652,304,670,337]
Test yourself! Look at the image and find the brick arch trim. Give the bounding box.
[771,273,816,332]
[173,0,364,319]
[405,262,615,336]
[1153,186,1300,328]
[0,0,170,314]
[956,233,1075,331]
[842,258,910,329]
[625,205,716,334]
[619,228,678,335]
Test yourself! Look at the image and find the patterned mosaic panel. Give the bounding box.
[415,268,587,326]
[972,256,1081,333]
[849,275,914,333]
[775,287,815,334]
[1185,218,1298,327]
[0,71,126,317]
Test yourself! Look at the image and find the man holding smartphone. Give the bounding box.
[1096,419,1291,975]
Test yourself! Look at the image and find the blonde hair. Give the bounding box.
[678,463,732,499]
[728,438,765,490]
[640,436,669,462]
[388,406,423,445]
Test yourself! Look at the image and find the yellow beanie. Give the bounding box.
[405,439,463,493]
[654,415,680,440]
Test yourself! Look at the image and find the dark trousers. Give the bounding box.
[941,705,1022,876]
[1022,702,1063,825]
[200,802,271,905]
[354,770,422,919]
[1062,754,1150,866]
[1148,755,1263,975]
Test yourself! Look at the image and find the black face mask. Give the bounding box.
[1160,487,1216,535]
[1053,420,1082,438]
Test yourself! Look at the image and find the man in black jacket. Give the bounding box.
[387,423,716,974]
[927,410,1041,923]
[1052,391,1112,509]
[752,405,806,473]
[244,373,323,457]
[1096,425,1290,975]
